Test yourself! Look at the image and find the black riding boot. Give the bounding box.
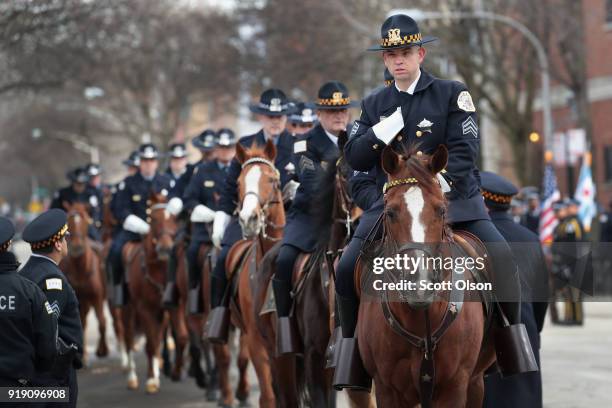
[325,299,342,369]
[162,249,179,309]
[332,295,371,392]
[272,279,302,355]
[187,257,203,315]
[494,300,539,377]
[204,276,230,344]
[109,261,128,306]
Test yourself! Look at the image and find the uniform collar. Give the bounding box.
[488,210,513,221]
[30,253,59,266]
[394,69,421,95]
[323,129,339,146]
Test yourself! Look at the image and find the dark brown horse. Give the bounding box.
[356,145,495,407]
[61,202,109,364]
[121,191,179,393]
[228,139,296,407]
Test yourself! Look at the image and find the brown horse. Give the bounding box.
[181,240,250,407]
[227,139,296,407]
[356,145,495,407]
[62,202,109,364]
[121,191,179,393]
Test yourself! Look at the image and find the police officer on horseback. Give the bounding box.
[107,143,179,306]
[192,129,218,166]
[287,101,318,136]
[333,14,537,390]
[51,166,102,242]
[20,209,84,407]
[206,89,297,343]
[273,81,357,355]
[165,142,193,198]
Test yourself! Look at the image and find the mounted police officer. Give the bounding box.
[176,129,237,313]
[287,101,317,136]
[333,14,537,390]
[165,142,193,198]
[273,81,357,355]
[108,151,141,239]
[480,172,548,408]
[0,217,58,393]
[192,129,217,166]
[206,89,297,343]
[20,209,83,408]
[107,143,179,306]
[51,166,102,242]
[85,163,105,234]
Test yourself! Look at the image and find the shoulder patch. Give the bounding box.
[350,122,359,136]
[45,278,63,291]
[118,181,125,190]
[44,301,54,315]
[457,91,476,112]
[294,140,307,153]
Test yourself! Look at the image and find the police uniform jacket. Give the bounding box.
[219,129,296,216]
[183,160,227,242]
[114,172,174,232]
[0,252,57,383]
[345,69,488,238]
[20,255,83,367]
[283,124,339,252]
[349,168,382,212]
[51,185,101,224]
[484,210,546,408]
[166,163,195,199]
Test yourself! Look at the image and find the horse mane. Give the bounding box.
[244,141,267,158]
[394,144,446,207]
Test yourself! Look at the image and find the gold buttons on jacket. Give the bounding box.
[416,130,423,137]
[373,143,379,150]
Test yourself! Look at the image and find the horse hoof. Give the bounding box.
[146,380,160,394]
[96,347,109,358]
[235,390,249,402]
[127,378,139,390]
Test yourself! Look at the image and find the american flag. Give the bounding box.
[539,163,561,243]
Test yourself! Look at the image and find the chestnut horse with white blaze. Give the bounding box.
[62,202,109,363]
[121,192,181,394]
[356,145,495,407]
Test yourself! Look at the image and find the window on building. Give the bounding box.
[608,0,612,23]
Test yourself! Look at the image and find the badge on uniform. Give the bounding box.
[284,162,296,175]
[294,140,307,154]
[170,179,176,188]
[321,161,329,171]
[461,117,478,138]
[118,181,125,191]
[45,278,63,291]
[161,189,168,196]
[204,180,215,188]
[457,91,476,112]
[89,195,98,207]
[417,118,433,134]
[132,194,141,202]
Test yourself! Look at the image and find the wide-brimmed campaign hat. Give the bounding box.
[249,89,294,116]
[67,166,90,184]
[288,102,318,124]
[314,81,359,110]
[216,128,237,147]
[138,143,159,160]
[168,143,188,159]
[122,150,141,167]
[368,14,438,51]
[192,129,217,151]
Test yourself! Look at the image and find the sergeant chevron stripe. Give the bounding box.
[49,300,61,317]
[462,117,478,138]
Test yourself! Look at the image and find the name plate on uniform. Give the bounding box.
[204,180,215,188]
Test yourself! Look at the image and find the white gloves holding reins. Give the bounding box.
[166,197,183,216]
[372,107,404,145]
[190,204,216,223]
[123,214,150,235]
[212,211,231,249]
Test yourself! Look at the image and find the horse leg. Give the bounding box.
[346,390,376,408]
[123,306,138,390]
[79,301,90,367]
[94,295,109,358]
[142,310,163,394]
[246,333,275,408]
[305,347,327,407]
[214,343,233,407]
[168,307,189,381]
[236,331,250,405]
[110,305,128,369]
[434,374,470,408]
[465,375,485,408]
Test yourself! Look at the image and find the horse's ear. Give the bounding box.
[235,142,247,164]
[264,138,277,161]
[338,130,348,151]
[430,144,448,175]
[381,146,400,176]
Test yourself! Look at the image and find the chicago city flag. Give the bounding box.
[574,151,596,232]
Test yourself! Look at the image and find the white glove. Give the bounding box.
[372,107,404,145]
[436,173,451,193]
[212,211,231,249]
[190,204,216,223]
[123,214,150,235]
[167,197,183,216]
[282,180,300,203]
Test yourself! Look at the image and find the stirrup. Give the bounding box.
[204,306,230,344]
[325,326,342,369]
[276,316,303,356]
[112,283,128,307]
[332,337,371,392]
[162,282,179,309]
[188,286,203,315]
[494,323,539,377]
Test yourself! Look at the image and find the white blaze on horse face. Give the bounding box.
[239,165,262,223]
[403,186,425,243]
[73,213,81,226]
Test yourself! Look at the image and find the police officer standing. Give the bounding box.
[273,81,357,355]
[107,143,179,305]
[480,172,548,408]
[206,89,297,343]
[20,209,83,408]
[0,217,58,393]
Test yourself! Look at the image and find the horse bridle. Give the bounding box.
[148,202,177,243]
[333,158,357,237]
[239,157,285,241]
